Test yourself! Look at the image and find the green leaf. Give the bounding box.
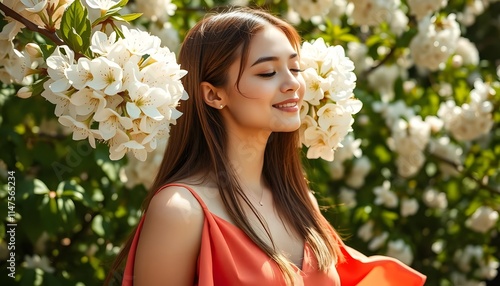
[111,0,129,9]
[92,214,106,236]
[91,7,121,27]
[39,43,56,60]
[111,13,143,22]
[30,77,50,98]
[34,179,50,195]
[58,0,92,55]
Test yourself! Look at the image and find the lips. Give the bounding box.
[272,98,300,111]
[274,102,298,108]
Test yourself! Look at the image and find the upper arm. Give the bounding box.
[133,185,204,286]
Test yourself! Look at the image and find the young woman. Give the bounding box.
[107,7,426,286]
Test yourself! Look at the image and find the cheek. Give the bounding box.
[298,75,306,100]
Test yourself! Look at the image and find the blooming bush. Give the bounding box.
[0,0,499,285]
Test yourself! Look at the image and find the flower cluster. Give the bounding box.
[407,0,448,20]
[438,79,495,141]
[349,0,401,27]
[299,38,362,161]
[287,0,334,21]
[409,14,461,71]
[42,27,187,161]
[0,0,72,85]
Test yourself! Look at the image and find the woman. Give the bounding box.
[107,7,426,286]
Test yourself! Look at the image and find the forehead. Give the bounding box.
[246,25,297,61]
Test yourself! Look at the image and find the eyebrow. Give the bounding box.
[251,53,298,67]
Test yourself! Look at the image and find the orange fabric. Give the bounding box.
[123,184,426,285]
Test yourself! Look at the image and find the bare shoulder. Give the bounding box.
[134,184,205,285]
[147,184,205,224]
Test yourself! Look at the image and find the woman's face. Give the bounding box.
[220,24,305,136]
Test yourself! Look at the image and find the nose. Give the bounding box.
[280,71,301,93]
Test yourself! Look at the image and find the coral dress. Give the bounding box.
[122,184,426,285]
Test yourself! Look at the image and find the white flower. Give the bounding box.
[66,57,93,90]
[16,86,32,99]
[299,37,360,162]
[350,0,400,27]
[368,231,389,251]
[58,115,99,148]
[304,127,334,161]
[389,9,409,36]
[454,245,484,272]
[422,188,448,209]
[388,116,431,177]
[302,68,327,105]
[134,0,177,22]
[407,0,448,20]
[347,42,373,74]
[450,272,486,286]
[126,82,168,121]
[409,14,461,71]
[149,21,180,51]
[357,220,374,242]
[400,198,419,217]
[112,139,147,161]
[85,0,120,12]
[23,254,55,273]
[438,97,494,142]
[46,46,74,93]
[333,135,362,162]
[69,88,107,117]
[287,0,333,21]
[122,138,167,188]
[465,206,499,234]
[88,57,123,95]
[386,239,414,265]
[90,31,117,56]
[93,107,133,140]
[20,0,48,13]
[373,100,415,127]
[345,156,371,188]
[373,180,398,208]
[454,37,479,66]
[428,137,462,177]
[3,49,33,83]
[41,82,75,117]
[476,259,499,280]
[120,25,161,56]
[338,187,357,208]
[367,64,402,101]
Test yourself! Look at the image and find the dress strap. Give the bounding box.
[155,183,210,212]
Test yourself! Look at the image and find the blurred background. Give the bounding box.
[0,0,499,285]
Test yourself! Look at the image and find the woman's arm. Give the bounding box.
[133,185,205,286]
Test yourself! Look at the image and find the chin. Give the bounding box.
[273,121,301,132]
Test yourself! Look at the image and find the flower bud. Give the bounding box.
[25,43,42,59]
[17,86,32,99]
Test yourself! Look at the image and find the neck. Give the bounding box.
[225,128,270,195]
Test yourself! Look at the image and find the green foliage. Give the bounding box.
[58,0,92,57]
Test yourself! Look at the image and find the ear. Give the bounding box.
[200,81,226,110]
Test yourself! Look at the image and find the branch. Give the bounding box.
[430,153,500,196]
[0,2,65,46]
[362,47,396,78]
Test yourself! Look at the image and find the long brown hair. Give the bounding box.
[106,7,343,285]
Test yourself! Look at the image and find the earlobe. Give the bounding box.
[200,81,226,109]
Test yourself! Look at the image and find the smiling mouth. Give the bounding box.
[273,102,298,108]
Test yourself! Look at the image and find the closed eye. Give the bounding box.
[290,68,303,74]
[258,72,276,78]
